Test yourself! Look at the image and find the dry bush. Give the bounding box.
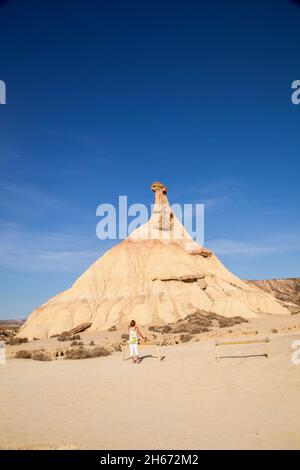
[190,327,209,334]
[151,311,248,336]
[7,337,28,346]
[114,343,122,352]
[180,333,193,343]
[15,350,32,359]
[31,351,51,361]
[57,334,70,342]
[161,325,172,334]
[172,325,189,334]
[121,333,129,340]
[89,340,95,346]
[148,326,161,333]
[218,316,246,328]
[65,346,110,360]
[57,333,81,342]
[70,340,84,346]
[65,348,90,360]
[108,325,117,332]
[91,347,110,357]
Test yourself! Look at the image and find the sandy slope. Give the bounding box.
[1,326,300,450]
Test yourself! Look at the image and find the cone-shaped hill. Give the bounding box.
[18,182,290,339]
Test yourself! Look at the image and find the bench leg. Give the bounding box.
[156,345,161,362]
[266,341,270,358]
[216,345,220,361]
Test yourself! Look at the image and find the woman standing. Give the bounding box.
[128,320,146,364]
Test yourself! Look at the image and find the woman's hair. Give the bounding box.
[130,320,136,327]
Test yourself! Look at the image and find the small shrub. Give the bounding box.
[271,328,278,334]
[114,343,122,352]
[57,334,69,342]
[180,333,193,343]
[89,340,95,346]
[173,326,189,334]
[108,325,117,332]
[190,327,209,334]
[148,325,161,333]
[121,333,129,340]
[91,347,110,357]
[161,325,172,334]
[218,316,248,328]
[65,348,90,360]
[58,333,80,342]
[31,351,51,361]
[8,337,28,345]
[15,350,32,359]
[65,346,110,360]
[71,340,84,346]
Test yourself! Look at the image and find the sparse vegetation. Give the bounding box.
[65,346,110,360]
[108,325,117,332]
[7,337,28,346]
[180,333,193,343]
[70,340,84,346]
[15,349,51,361]
[57,333,81,342]
[190,327,209,334]
[161,325,172,334]
[149,311,248,337]
[217,316,246,328]
[121,333,129,340]
[89,340,95,346]
[31,351,52,361]
[15,350,32,359]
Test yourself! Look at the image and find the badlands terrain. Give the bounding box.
[1,288,300,450]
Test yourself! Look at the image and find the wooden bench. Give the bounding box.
[121,342,162,362]
[215,337,270,361]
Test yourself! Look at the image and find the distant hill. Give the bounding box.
[245,278,300,312]
[0,319,25,327]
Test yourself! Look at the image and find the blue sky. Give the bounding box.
[0,0,299,319]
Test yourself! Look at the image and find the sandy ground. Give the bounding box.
[1,317,300,450]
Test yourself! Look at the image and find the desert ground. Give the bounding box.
[1,315,300,450]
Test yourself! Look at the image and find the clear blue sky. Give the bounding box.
[0,0,299,319]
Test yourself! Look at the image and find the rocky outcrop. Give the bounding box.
[67,323,92,335]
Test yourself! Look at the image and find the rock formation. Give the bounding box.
[18,181,290,339]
